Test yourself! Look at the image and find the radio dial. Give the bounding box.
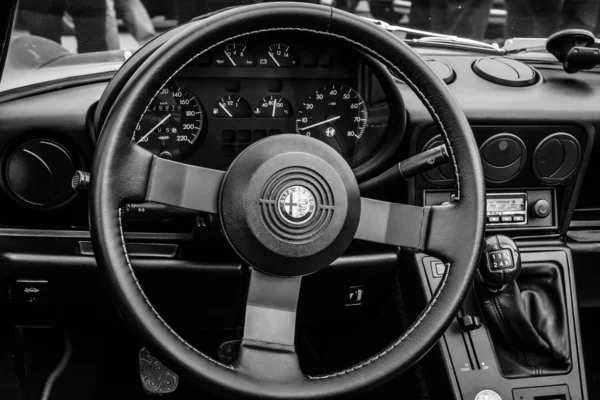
[532,199,551,218]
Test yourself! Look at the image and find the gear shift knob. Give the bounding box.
[478,235,521,291]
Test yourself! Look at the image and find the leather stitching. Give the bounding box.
[117,208,234,370]
[123,25,461,376]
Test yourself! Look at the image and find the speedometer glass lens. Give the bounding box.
[296,84,368,161]
[134,83,204,160]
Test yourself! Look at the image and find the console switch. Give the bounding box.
[11,279,51,327]
[458,315,481,332]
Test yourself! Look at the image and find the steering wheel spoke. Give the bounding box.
[144,156,225,213]
[354,197,462,261]
[235,268,306,381]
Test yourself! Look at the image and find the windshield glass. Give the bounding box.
[2,0,600,92]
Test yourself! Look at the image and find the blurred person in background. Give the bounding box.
[115,0,156,45]
[18,0,120,52]
[504,0,599,37]
[409,0,495,40]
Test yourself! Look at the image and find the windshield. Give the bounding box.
[2,0,600,92]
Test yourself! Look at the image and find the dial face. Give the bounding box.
[134,84,204,160]
[253,95,293,118]
[214,42,256,67]
[212,95,252,118]
[259,43,298,67]
[296,84,368,161]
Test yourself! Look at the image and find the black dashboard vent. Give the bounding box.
[480,133,527,183]
[426,58,456,84]
[533,132,581,184]
[3,139,77,208]
[472,57,539,87]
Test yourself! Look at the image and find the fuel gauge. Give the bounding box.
[212,95,252,118]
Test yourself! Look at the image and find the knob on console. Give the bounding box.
[478,235,521,291]
[532,199,551,219]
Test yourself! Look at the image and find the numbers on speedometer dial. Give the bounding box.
[134,84,204,160]
[296,85,368,160]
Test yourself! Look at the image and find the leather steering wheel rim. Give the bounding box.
[90,3,485,399]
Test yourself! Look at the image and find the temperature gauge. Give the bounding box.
[253,95,293,118]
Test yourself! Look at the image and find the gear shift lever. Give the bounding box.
[476,235,571,378]
[478,234,521,291]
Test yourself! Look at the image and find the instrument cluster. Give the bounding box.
[132,34,403,177]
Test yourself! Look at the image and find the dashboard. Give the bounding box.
[0,32,599,239]
[127,34,404,176]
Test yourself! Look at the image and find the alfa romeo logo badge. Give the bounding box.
[278,185,316,225]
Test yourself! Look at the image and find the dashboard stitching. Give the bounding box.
[126,26,460,375]
[117,208,235,370]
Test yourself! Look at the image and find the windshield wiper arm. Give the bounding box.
[412,36,503,52]
[361,17,505,54]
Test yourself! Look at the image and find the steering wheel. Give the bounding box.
[90,3,485,399]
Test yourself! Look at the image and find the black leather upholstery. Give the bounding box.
[90,2,485,398]
[479,264,572,378]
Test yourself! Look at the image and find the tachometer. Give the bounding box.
[134,84,204,160]
[296,84,368,159]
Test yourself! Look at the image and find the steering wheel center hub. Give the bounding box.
[219,134,360,277]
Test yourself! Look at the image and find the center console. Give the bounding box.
[407,124,593,400]
[416,245,586,400]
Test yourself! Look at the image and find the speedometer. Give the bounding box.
[296,84,368,160]
[133,84,204,160]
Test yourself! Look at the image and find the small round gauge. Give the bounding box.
[259,43,298,67]
[212,95,252,118]
[214,42,256,67]
[296,84,368,159]
[134,84,204,160]
[253,95,293,118]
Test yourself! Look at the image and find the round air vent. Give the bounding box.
[4,139,77,207]
[480,133,527,183]
[473,57,539,87]
[422,135,455,185]
[426,58,456,84]
[533,133,581,184]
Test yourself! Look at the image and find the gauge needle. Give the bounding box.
[218,102,233,117]
[268,52,280,67]
[137,114,171,144]
[224,51,236,66]
[299,116,341,131]
[272,97,278,117]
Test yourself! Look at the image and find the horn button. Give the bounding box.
[219,134,361,277]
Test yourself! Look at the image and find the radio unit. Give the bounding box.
[486,193,527,226]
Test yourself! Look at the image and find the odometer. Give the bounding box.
[296,84,368,160]
[134,84,204,160]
